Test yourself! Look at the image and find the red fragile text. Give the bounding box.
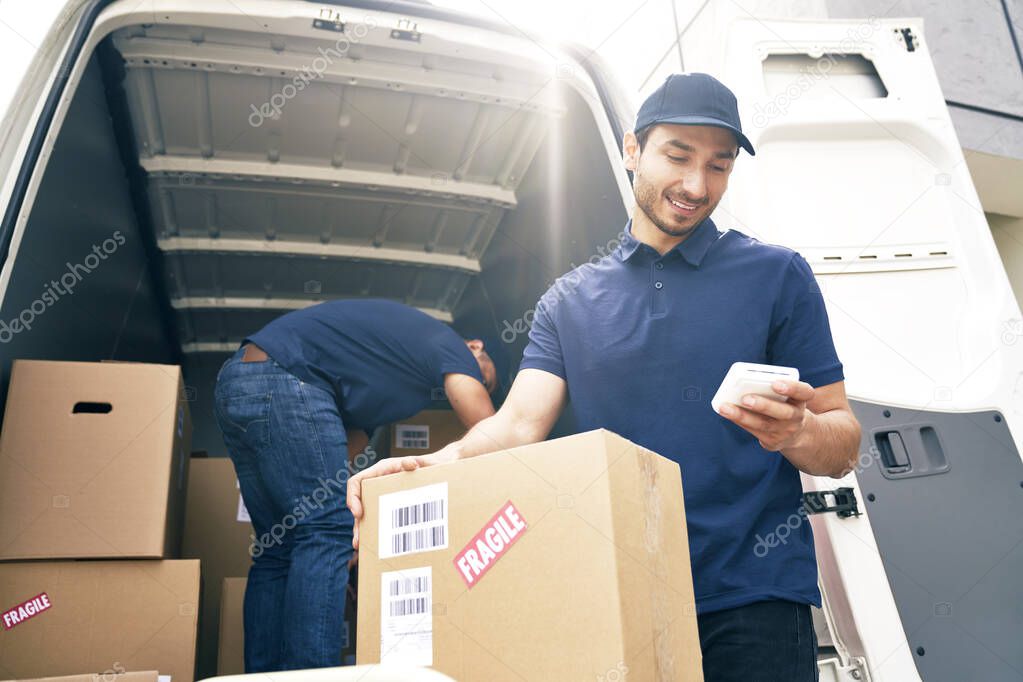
[453,501,527,588]
[2,593,52,630]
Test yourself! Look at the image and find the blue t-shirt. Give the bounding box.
[246,300,483,432]
[520,218,844,614]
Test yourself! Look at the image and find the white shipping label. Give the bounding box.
[236,480,251,523]
[237,494,251,523]
[380,566,433,666]
[158,676,172,682]
[395,423,429,449]
[378,482,448,559]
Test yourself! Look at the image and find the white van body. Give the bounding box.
[0,2,1018,681]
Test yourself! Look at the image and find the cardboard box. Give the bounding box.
[218,572,359,675]
[1,672,158,682]
[0,360,192,560]
[181,458,254,677]
[217,578,246,676]
[388,411,465,458]
[356,429,703,681]
[0,560,199,682]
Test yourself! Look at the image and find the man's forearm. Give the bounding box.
[447,410,547,461]
[781,409,861,477]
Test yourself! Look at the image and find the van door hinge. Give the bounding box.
[802,488,861,518]
[818,655,870,681]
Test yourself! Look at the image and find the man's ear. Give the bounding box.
[623,131,640,172]
[466,339,483,352]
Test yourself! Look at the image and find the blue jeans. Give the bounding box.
[214,347,354,671]
[698,600,819,681]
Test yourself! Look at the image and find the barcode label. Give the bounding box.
[393,499,445,528]
[396,424,429,449]
[381,566,432,666]
[378,483,448,559]
[391,525,446,555]
[389,596,429,617]
[389,575,430,596]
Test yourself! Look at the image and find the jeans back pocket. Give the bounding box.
[216,388,273,448]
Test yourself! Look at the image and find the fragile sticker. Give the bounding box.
[378,482,448,559]
[453,500,527,588]
[380,566,432,666]
[2,593,52,630]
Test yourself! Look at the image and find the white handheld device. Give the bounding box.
[711,362,800,413]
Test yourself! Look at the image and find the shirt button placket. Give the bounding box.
[651,261,666,315]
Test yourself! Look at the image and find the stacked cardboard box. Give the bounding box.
[356,429,704,681]
[181,458,255,677]
[2,672,159,682]
[0,361,198,682]
[217,578,247,675]
[385,410,466,458]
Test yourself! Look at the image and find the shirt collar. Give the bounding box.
[618,216,720,267]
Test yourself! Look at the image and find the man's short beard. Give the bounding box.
[633,168,701,239]
[652,220,698,238]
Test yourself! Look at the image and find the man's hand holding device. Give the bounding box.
[712,362,817,452]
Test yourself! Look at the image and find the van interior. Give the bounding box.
[0,9,629,456]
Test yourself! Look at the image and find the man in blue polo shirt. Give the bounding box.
[350,74,860,681]
[215,299,500,672]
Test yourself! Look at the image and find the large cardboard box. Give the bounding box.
[2,672,158,682]
[217,578,246,676]
[0,561,199,682]
[356,429,703,681]
[181,458,254,677]
[0,360,192,560]
[387,411,465,458]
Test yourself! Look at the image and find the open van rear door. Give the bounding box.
[687,14,1023,682]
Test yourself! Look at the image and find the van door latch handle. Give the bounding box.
[802,488,861,518]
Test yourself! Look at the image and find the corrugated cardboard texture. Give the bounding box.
[217,578,246,676]
[181,458,253,678]
[606,433,702,681]
[387,410,465,458]
[0,561,199,681]
[1,671,158,682]
[356,429,703,681]
[0,360,191,559]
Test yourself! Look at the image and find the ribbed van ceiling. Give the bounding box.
[110,19,564,353]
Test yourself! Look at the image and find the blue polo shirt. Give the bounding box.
[520,217,844,614]
[245,299,483,433]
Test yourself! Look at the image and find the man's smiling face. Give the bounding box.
[625,123,739,240]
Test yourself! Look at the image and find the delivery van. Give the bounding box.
[0,2,1018,681]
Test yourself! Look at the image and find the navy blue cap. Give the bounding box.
[635,73,754,156]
